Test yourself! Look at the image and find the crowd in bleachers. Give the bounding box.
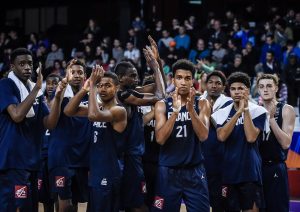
[1,6,300,108]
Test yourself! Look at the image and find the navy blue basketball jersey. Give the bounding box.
[218,107,266,184]
[142,107,160,164]
[0,78,49,170]
[202,99,232,175]
[159,96,204,167]
[48,96,92,169]
[260,102,288,162]
[41,129,51,159]
[89,120,125,187]
[117,90,145,155]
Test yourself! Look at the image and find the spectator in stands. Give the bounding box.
[222,38,241,66]
[211,39,227,67]
[112,39,124,63]
[258,50,281,75]
[242,42,259,80]
[260,34,282,64]
[152,20,163,42]
[158,30,174,54]
[51,59,65,77]
[274,19,293,47]
[174,26,191,51]
[170,18,180,37]
[223,54,245,77]
[284,53,300,106]
[95,45,109,65]
[208,19,227,48]
[188,38,210,64]
[124,41,141,67]
[293,12,300,42]
[6,29,23,50]
[45,43,64,69]
[27,33,39,54]
[132,16,146,32]
[233,22,255,48]
[83,18,101,37]
[80,32,96,49]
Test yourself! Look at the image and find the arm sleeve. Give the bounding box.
[117,89,144,103]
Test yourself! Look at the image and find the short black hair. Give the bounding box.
[266,34,274,40]
[266,50,274,56]
[206,71,227,85]
[10,48,32,63]
[114,61,135,78]
[66,59,86,71]
[172,59,195,77]
[46,73,62,81]
[103,72,119,85]
[227,72,251,88]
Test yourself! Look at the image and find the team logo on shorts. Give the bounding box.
[15,185,28,199]
[222,186,228,198]
[153,196,164,209]
[55,176,65,187]
[141,181,147,194]
[38,179,42,190]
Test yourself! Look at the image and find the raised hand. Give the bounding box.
[264,100,276,118]
[148,35,160,61]
[172,87,181,114]
[238,96,245,114]
[35,62,43,90]
[82,79,90,92]
[186,87,196,112]
[143,46,159,71]
[196,59,204,68]
[55,78,68,97]
[242,86,249,109]
[65,59,77,81]
[89,65,104,86]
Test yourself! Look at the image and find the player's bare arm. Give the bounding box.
[7,63,43,123]
[155,88,181,145]
[243,89,261,143]
[270,103,295,149]
[44,77,68,129]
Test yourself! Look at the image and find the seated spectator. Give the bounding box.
[188,38,211,64]
[211,39,227,66]
[260,34,281,64]
[84,18,101,37]
[174,26,191,51]
[45,42,64,69]
[158,30,174,54]
[132,16,146,31]
[112,39,124,63]
[124,41,141,67]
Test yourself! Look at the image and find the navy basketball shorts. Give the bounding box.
[222,182,264,211]
[0,169,38,212]
[38,158,55,204]
[152,164,209,212]
[87,177,121,212]
[207,173,225,211]
[49,167,88,203]
[262,162,289,212]
[143,161,158,208]
[121,154,146,208]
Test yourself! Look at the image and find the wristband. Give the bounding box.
[244,107,249,111]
